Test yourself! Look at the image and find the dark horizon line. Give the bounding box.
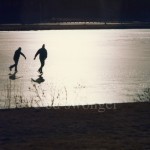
[1,22,150,31]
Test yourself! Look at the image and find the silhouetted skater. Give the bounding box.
[9,47,26,72]
[34,44,47,74]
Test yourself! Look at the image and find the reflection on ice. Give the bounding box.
[31,75,45,84]
[9,71,22,80]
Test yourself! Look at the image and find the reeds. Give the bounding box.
[0,79,68,109]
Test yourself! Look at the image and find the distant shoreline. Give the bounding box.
[1,22,150,31]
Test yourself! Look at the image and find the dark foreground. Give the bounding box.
[0,102,149,150]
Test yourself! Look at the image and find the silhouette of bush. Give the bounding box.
[135,88,150,102]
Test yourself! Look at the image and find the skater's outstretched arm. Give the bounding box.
[34,50,40,60]
[20,52,26,59]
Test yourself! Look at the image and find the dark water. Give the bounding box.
[0,29,150,108]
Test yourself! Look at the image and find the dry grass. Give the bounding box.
[0,102,149,150]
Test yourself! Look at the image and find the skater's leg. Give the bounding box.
[14,60,19,72]
[9,59,18,71]
[39,59,45,73]
[9,64,15,71]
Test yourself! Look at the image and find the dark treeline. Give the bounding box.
[0,0,150,23]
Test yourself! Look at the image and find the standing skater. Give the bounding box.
[34,44,47,74]
[9,47,26,72]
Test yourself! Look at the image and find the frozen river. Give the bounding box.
[0,29,150,108]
